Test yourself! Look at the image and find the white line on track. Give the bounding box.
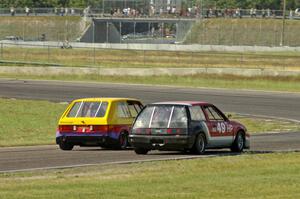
[0,154,218,173]
[237,113,300,123]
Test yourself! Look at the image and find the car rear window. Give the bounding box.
[134,105,187,128]
[67,101,108,118]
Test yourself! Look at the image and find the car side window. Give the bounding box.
[127,101,143,118]
[189,106,206,121]
[204,106,225,121]
[133,106,154,128]
[169,106,188,128]
[67,102,81,117]
[117,102,131,118]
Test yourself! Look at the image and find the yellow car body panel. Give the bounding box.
[56,97,143,150]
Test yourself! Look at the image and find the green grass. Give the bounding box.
[0,16,86,41]
[185,18,300,46]
[1,47,300,70]
[0,98,67,147]
[232,114,300,133]
[1,73,300,92]
[0,98,299,147]
[1,152,300,198]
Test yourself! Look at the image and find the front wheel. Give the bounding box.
[192,133,206,155]
[231,132,245,153]
[59,142,74,151]
[134,148,149,155]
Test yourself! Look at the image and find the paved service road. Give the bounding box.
[0,79,299,120]
[0,78,299,172]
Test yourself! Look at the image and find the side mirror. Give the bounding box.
[227,114,232,119]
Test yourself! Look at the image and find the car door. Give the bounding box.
[202,105,234,147]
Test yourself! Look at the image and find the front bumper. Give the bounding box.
[129,134,194,150]
[245,136,250,149]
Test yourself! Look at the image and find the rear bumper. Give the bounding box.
[129,134,194,150]
[56,133,117,147]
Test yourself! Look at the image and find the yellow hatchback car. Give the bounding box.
[56,98,143,150]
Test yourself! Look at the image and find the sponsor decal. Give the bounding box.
[216,122,233,134]
[227,124,233,132]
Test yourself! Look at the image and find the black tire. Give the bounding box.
[99,144,109,149]
[118,132,129,150]
[59,142,74,151]
[231,132,245,153]
[134,148,149,155]
[192,133,206,155]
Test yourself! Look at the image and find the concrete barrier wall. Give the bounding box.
[1,66,300,77]
[2,41,300,52]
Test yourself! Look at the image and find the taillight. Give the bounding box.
[135,128,142,134]
[146,129,151,134]
[59,125,74,133]
[167,128,183,134]
[92,125,108,133]
[133,128,151,135]
[59,125,108,133]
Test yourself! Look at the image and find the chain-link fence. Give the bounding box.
[1,42,300,70]
[1,5,300,69]
[0,16,87,42]
[185,18,300,47]
[1,15,300,46]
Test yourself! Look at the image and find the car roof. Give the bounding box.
[72,97,140,102]
[151,101,211,106]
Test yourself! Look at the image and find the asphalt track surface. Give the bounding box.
[0,78,299,172]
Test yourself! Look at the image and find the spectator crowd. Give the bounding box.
[4,6,300,20]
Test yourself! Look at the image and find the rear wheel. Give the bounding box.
[59,142,74,151]
[134,148,149,155]
[192,133,206,155]
[118,132,129,150]
[231,132,245,153]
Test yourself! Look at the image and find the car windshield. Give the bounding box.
[67,101,108,118]
[134,105,187,128]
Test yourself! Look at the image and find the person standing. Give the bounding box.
[262,9,266,18]
[71,8,75,15]
[54,7,58,15]
[272,9,276,18]
[267,8,271,18]
[65,7,69,16]
[25,6,30,16]
[250,8,254,18]
[10,7,15,16]
[60,7,64,16]
[289,9,293,19]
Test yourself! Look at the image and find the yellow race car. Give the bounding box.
[56,98,143,150]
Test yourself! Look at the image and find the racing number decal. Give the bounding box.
[216,122,233,134]
[217,122,226,134]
